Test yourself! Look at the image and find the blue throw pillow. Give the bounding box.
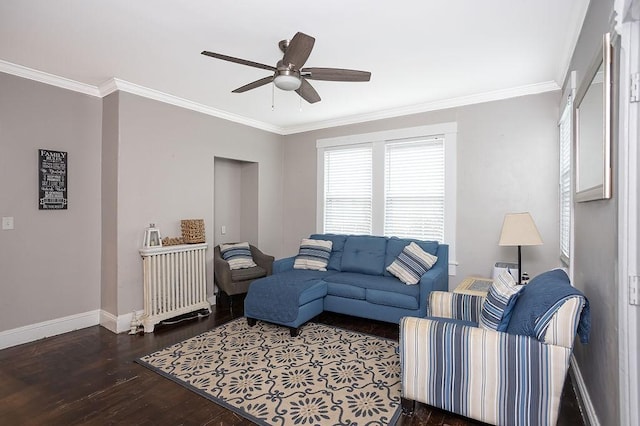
[479,271,522,332]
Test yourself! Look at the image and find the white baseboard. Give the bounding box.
[1,300,216,350]
[0,310,101,350]
[99,309,144,334]
[570,354,601,426]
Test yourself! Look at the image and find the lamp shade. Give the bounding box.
[499,212,543,246]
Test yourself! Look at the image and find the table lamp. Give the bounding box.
[498,212,543,284]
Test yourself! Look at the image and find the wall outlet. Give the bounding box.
[2,217,14,230]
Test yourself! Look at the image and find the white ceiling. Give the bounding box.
[0,0,589,134]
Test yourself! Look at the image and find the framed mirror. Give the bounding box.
[574,32,612,202]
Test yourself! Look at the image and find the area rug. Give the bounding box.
[136,318,401,425]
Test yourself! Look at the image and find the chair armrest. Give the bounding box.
[399,316,570,426]
[427,291,484,322]
[273,256,295,274]
[214,255,232,286]
[250,245,275,275]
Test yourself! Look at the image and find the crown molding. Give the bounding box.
[98,78,283,134]
[281,81,560,135]
[1,60,559,136]
[0,60,101,97]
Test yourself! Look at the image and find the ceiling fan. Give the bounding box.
[201,32,371,104]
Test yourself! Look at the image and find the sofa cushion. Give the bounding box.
[230,266,266,282]
[384,237,439,277]
[367,289,419,309]
[479,271,521,332]
[386,242,438,285]
[293,238,332,271]
[340,235,387,275]
[244,270,330,323]
[323,272,420,299]
[326,282,366,300]
[310,233,348,271]
[220,242,257,270]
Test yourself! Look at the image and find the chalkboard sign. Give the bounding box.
[38,149,68,210]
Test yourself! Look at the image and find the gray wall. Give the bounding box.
[282,92,562,288]
[213,158,259,246]
[564,0,619,424]
[0,72,102,331]
[110,92,284,315]
[214,157,244,245]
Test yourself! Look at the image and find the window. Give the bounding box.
[317,123,457,274]
[323,146,372,235]
[558,99,572,263]
[384,138,444,240]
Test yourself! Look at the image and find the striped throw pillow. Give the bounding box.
[293,238,333,271]
[220,242,257,270]
[386,242,438,285]
[479,271,521,331]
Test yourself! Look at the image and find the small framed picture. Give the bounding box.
[38,149,68,210]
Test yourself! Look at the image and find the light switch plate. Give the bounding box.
[2,217,14,230]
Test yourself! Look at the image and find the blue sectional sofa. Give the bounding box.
[244,234,449,335]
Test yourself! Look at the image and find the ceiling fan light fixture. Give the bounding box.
[274,72,301,91]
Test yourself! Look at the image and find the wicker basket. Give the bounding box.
[181,219,205,243]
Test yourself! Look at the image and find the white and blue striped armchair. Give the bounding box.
[400,274,588,426]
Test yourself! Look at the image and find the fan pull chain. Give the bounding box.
[271,83,275,111]
[299,94,302,111]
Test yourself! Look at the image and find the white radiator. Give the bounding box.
[139,243,210,332]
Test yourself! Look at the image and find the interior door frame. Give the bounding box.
[616,2,640,424]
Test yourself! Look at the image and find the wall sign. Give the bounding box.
[38,149,68,210]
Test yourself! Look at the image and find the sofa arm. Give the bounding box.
[400,316,571,426]
[273,256,296,274]
[250,245,275,275]
[427,291,484,322]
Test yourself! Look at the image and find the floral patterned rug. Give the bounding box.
[136,317,401,425]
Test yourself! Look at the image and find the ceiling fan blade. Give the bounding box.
[282,32,315,69]
[302,67,371,82]
[232,76,274,93]
[201,51,276,72]
[296,78,321,104]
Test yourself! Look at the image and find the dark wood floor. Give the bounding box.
[0,297,585,425]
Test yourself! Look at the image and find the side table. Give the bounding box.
[454,276,493,297]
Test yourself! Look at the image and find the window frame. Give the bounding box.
[316,123,457,275]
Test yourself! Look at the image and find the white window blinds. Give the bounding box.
[323,146,373,235]
[559,100,572,262]
[384,138,445,241]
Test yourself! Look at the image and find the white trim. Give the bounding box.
[99,309,145,334]
[616,7,640,426]
[571,354,601,426]
[293,82,558,136]
[0,59,558,136]
[557,1,591,86]
[317,123,458,148]
[99,309,119,334]
[0,60,101,97]
[100,78,282,134]
[0,310,101,350]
